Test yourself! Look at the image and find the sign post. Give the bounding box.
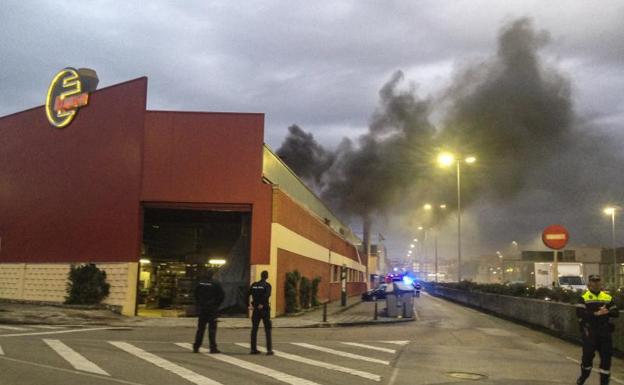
[542,225,570,287]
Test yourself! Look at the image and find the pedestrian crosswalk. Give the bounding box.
[291,342,391,365]
[43,339,110,376]
[0,337,409,384]
[234,343,382,381]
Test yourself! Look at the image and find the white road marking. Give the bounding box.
[291,343,390,365]
[30,325,66,330]
[0,344,4,355]
[111,341,222,385]
[565,357,624,384]
[0,355,148,385]
[177,343,322,385]
[413,308,421,321]
[379,340,409,346]
[0,325,29,331]
[0,327,123,338]
[340,342,396,354]
[387,366,400,385]
[235,343,381,382]
[43,339,109,376]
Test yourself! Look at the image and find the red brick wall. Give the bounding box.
[142,111,272,265]
[275,249,366,316]
[0,78,147,262]
[272,190,359,261]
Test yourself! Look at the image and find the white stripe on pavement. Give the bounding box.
[0,344,4,355]
[565,357,624,384]
[177,343,322,385]
[43,339,109,376]
[0,325,29,331]
[0,355,147,385]
[340,342,396,354]
[110,341,222,385]
[291,343,390,365]
[0,327,123,338]
[235,343,381,382]
[30,325,66,330]
[379,340,409,346]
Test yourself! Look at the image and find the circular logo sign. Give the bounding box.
[45,68,90,128]
[542,224,569,250]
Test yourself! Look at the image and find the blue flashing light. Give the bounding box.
[402,276,414,285]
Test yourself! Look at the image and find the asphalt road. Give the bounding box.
[0,292,620,385]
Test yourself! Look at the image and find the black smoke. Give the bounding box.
[276,124,334,188]
[277,18,624,251]
[438,18,573,201]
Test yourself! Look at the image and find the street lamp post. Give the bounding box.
[604,207,618,287]
[424,203,446,282]
[438,152,475,282]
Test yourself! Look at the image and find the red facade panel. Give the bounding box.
[276,249,366,316]
[0,78,147,263]
[273,189,359,261]
[141,111,272,265]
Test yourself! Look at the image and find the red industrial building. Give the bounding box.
[0,73,366,317]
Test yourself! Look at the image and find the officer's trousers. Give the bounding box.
[578,332,613,385]
[194,309,218,351]
[251,307,272,352]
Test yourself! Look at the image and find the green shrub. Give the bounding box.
[285,271,301,313]
[311,277,321,307]
[65,264,110,305]
[300,276,311,309]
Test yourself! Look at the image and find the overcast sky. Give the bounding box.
[2,1,624,264]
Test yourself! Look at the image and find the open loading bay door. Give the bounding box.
[139,207,251,316]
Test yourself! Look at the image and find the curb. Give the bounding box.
[315,317,416,328]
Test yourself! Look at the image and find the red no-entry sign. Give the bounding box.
[542,225,569,250]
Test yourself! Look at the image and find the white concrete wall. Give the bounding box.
[0,262,138,316]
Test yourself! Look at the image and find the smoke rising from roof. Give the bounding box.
[276,124,335,187]
[276,18,624,251]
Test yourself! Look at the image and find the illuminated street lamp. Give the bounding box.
[438,151,476,282]
[423,202,447,282]
[604,206,619,287]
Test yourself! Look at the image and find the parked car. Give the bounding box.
[361,284,388,301]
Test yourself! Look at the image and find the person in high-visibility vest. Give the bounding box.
[576,274,619,385]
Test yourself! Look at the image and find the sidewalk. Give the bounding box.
[0,297,415,328]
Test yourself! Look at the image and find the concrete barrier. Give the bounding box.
[428,286,624,351]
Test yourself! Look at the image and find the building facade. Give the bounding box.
[0,74,366,317]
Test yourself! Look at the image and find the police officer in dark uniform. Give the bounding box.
[249,270,273,355]
[193,269,225,354]
[576,274,619,385]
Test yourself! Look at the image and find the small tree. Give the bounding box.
[311,277,321,307]
[300,276,311,309]
[65,264,110,305]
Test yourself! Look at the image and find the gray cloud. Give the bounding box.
[2,1,624,259]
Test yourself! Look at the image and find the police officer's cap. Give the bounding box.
[588,274,601,281]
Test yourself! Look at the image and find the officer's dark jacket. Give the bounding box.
[194,279,225,310]
[576,290,619,334]
[250,280,271,308]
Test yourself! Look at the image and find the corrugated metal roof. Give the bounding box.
[262,144,361,245]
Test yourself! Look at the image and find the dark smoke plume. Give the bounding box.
[277,18,624,251]
[321,70,434,218]
[276,124,334,187]
[438,18,573,202]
